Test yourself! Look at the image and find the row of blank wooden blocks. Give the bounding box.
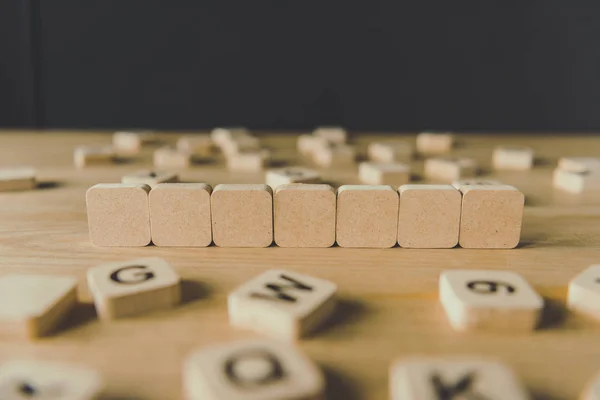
[86,182,525,248]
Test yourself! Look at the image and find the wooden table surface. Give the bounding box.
[0,131,599,400]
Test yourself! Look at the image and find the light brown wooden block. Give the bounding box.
[184,338,325,400]
[112,130,157,154]
[86,183,151,247]
[149,183,212,247]
[398,185,461,248]
[553,168,600,193]
[390,356,530,400]
[336,185,399,248]
[210,127,250,148]
[440,270,543,333]
[87,257,180,320]
[358,162,410,186]
[458,185,524,248]
[177,134,214,157]
[228,269,337,340]
[367,140,413,163]
[226,149,270,172]
[0,360,103,400]
[153,146,191,169]
[567,265,600,320]
[73,146,115,168]
[274,184,335,248]
[0,274,77,339]
[121,170,178,187]
[424,156,477,181]
[221,135,261,157]
[582,370,600,400]
[451,178,502,190]
[416,131,453,155]
[492,146,534,170]
[266,167,320,189]
[313,143,355,168]
[0,166,36,192]
[558,156,600,173]
[313,126,347,144]
[211,184,273,247]
[297,134,327,156]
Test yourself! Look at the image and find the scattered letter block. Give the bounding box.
[568,265,600,320]
[0,167,36,192]
[336,185,399,248]
[297,135,327,156]
[266,167,320,189]
[553,168,600,193]
[210,127,251,148]
[313,126,347,144]
[458,185,524,248]
[558,157,600,173]
[177,134,213,157]
[424,156,477,181]
[390,356,529,400]
[0,360,103,400]
[439,270,543,333]
[211,184,273,247]
[149,183,212,247]
[153,146,191,169]
[121,170,178,187]
[228,269,337,340]
[358,162,410,186]
[221,135,261,157]
[184,338,325,400]
[313,144,356,168]
[86,183,151,247]
[492,146,534,170]
[87,257,180,320]
[73,146,115,168]
[398,185,461,248]
[274,184,336,248]
[113,130,157,154]
[416,131,453,155]
[368,140,413,163]
[226,149,270,172]
[0,274,77,339]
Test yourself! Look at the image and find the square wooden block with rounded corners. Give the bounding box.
[274,184,336,248]
[553,168,600,193]
[177,134,213,157]
[0,359,103,400]
[368,140,413,163]
[439,270,543,333]
[228,269,337,340]
[211,184,273,247]
[313,144,355,168]
[226,150,269,172]
[458,185,525,249]
[113,130,157,154]
[492,146,534,170]
[0,166,36,192]
[86,183,151,247]
[424,156,477,181]
[149,183,212,247]
[336,185,399,248]
[184,338,325,400]
[87,257,180,320]
[398,185,461,248]
[390,356,529,400]
[567,265,600,320]
[416,132,453,155]
[153,146,191,169]
[0,274,77,339]
[359,162,410,186]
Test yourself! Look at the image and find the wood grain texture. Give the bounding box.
[0,131,599,399]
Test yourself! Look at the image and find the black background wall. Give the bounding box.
[3,2,600,131]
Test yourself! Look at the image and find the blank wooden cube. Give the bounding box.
[149,183,212,247]
[440,270,543,333]
[87,257,180,320]
[416,131,453,155]
[177,134,214,157]
[86,183,151,247]
[0,360,103,400]
[274,184,335,248]
[73,146,115,168]
[336,185,399,248]
[121,170,178,187]
[358,162,410,186]
[184,338,325,400]
[398,185,461,248]
[492,146,534,170]
[451,178,502,190]
[390,357,529,400]
[0,166,36,192]
[211,184,273,247]
[458,185,524,249]
[424,156,477,181]
[113,130,157,154]
[553,168,600,193]
[0,274,77,339]
[313,144,355,168]
[558,156,600,173]
[227,149,270,172]
[266,167,320,189]
[567,265,600,320]
[228,269,337,340]
[153,146,191,169]
[210,127,250,148]
[368,140,413,163]
[313,126,347,144]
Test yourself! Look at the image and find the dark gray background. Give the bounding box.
[3,1,600,131]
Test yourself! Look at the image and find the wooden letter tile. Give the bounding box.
[558,156,600,173]
[121,170,178,187]
[0,167,36,192]
[358,162,410,186]
[0,360,103,400]
[458,185,524,248]
[228,269,337,340]
[313,126,347,144]
[297,135,327,156]
[266,167,320,189]
[398,185,461,248]
[87,257,180,320]
[113,130,157,154]
[86,184,151,247]
[313,144,356,168]
[439,270,543,333]
[492,146,534,170]
[274,184,336,248]
[553,168,600,193]
[210,127,251,148]
[416,131,454,155]
[336,185,399,248]
[568,265,600,320]
[73,146,115,168]
[153,146,191,169]
[0,274,77,339]
[211,184,273,247]
[177,134,214,157]
[149,183,212,247]
[184,338,325,400]
[226,149,270,172]
[424,156,477,181]
[390,356,530,400]
[367,140,413,163]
